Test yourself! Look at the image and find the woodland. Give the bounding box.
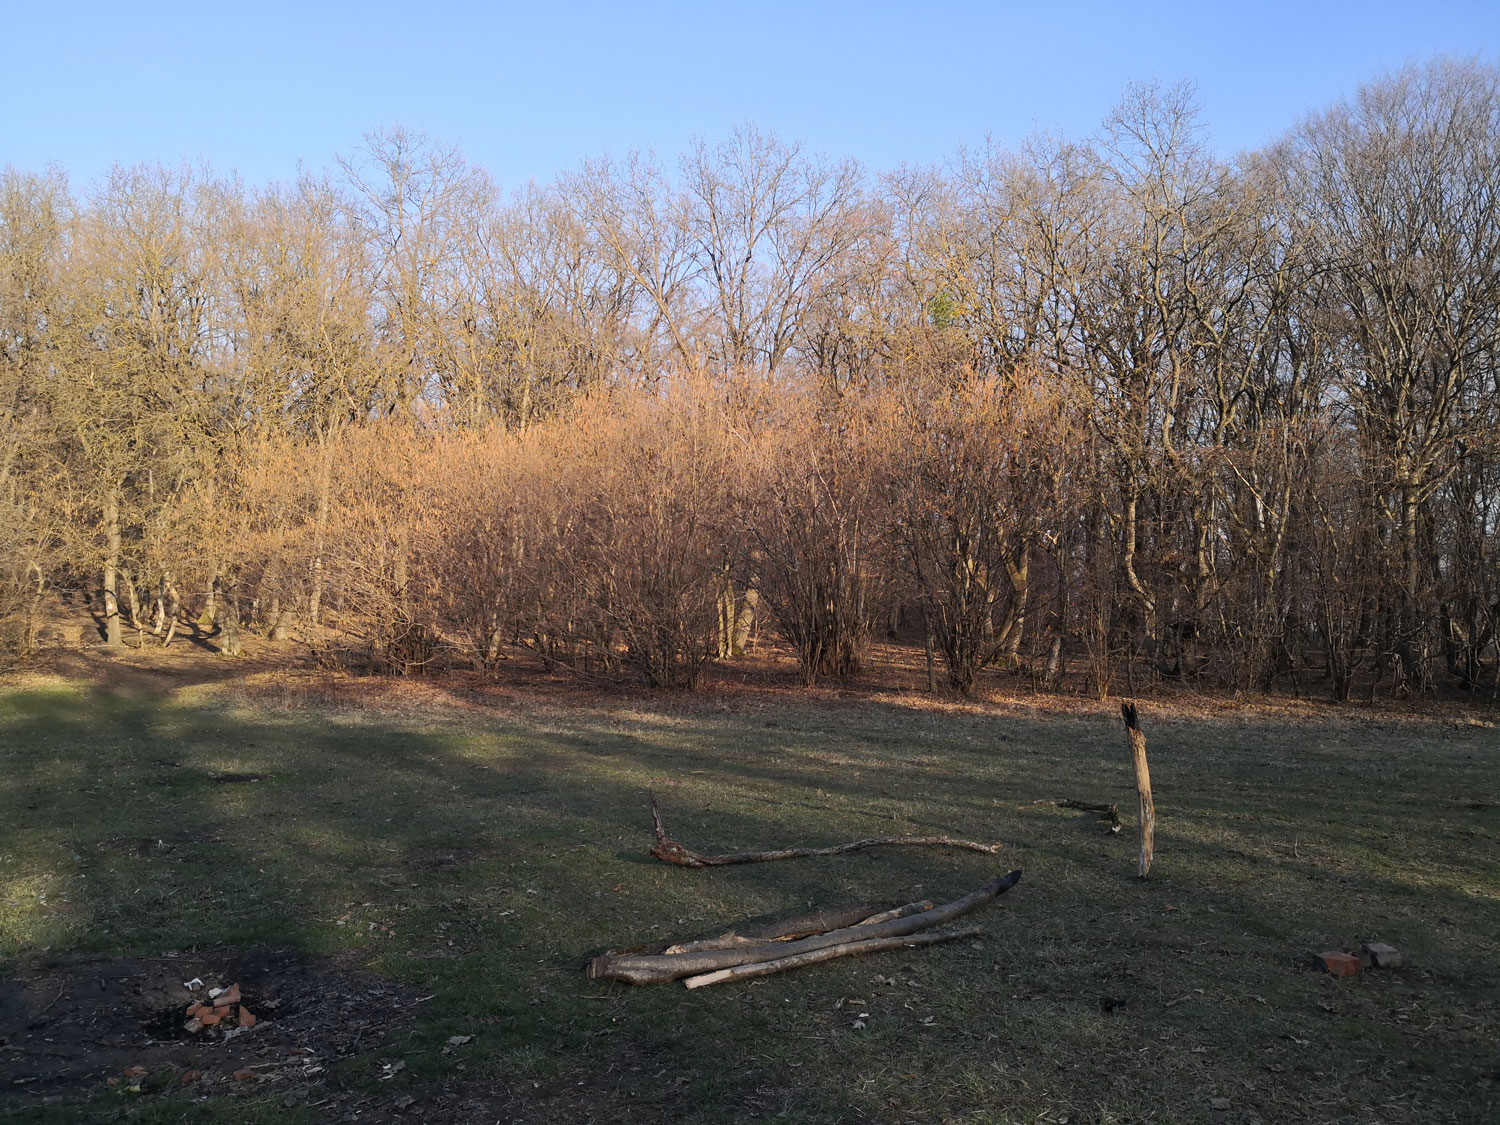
[3,58,1499,703]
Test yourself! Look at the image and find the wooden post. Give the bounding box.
[1121,702,1155,878]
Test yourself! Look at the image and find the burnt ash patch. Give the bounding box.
[0,946,420,1115]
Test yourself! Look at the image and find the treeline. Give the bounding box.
[2,59,1498,700]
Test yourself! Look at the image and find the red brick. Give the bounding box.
[1314,951,1360,977]
[213,984,242,1008]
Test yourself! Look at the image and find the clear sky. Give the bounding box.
[3,0,1498,193]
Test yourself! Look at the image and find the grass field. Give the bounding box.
[2,648,1498,1122]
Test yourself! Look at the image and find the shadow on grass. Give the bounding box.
[1,672,1497,1123]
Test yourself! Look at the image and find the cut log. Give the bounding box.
[589,870,1021,985]
[684,924,984,989]
[1121,703,1155,878]
[649,792,1002,868]
[1040,799,1122,832]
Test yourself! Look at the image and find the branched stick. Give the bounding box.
[589,870,1021,985]
[648,791,1003,868]
[684,925,984,989]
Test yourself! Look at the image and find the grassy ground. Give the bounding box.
[2,647,1498,1122]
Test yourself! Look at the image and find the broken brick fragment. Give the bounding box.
[185,1002,206,1018]
[232,1068,255,1082]
[238,1006,257,1028]
[213,983,242,1007]
[180,1070,202,1085]
[1314,951,1360,977]
[198,1009,224,1027]
[1358,942,1405,969]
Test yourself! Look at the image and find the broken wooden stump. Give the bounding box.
[648,791,1003,868]
[1121,703,1155,878]
[588,870,1021,986]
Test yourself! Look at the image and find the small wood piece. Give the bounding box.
[649,791,1002,868]
[590,870,1022,985]
[684,925,984,988]
[1121,703,1155,878]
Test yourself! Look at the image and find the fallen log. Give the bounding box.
[1039,798,1122,832]
[684,924,984,989]
[649,792,1003,868]
[663,900,934,955]
[588,869,1021,985]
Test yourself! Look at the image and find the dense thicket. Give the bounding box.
[4,60,1498,700]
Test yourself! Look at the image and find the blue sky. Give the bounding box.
[3,1,1497,192]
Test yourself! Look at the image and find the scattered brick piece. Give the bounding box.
[238,1007,257,1028]
[1314,951,1360,977]
[213,984,242,1008]
[180,1070,202,1085]
[1359,942,1405,969]
[232,1068,256,1082]
[122,1066,149,1080]
[186,1002,206,1018]
[198,1009,224,1027]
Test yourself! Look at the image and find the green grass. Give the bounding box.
[2,663,1498,1122]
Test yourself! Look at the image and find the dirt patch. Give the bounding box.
[0,946,425,1116]
[406,847,484,870]
[0,949,713,1122]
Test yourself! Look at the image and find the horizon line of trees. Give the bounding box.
[3,57,1499,701]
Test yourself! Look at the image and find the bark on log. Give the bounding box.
[649,792,1003,868]
[1121,703,1155,878]
[683,924,984,989]
[588,870,1021,985]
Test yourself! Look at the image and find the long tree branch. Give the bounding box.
[648,792,1003,868]
[684,925,984,989]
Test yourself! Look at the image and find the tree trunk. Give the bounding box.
[309,436,334,627]
[217,571,242,656]
[102,492,122,646]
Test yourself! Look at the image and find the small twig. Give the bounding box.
[36,983,66,1015]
